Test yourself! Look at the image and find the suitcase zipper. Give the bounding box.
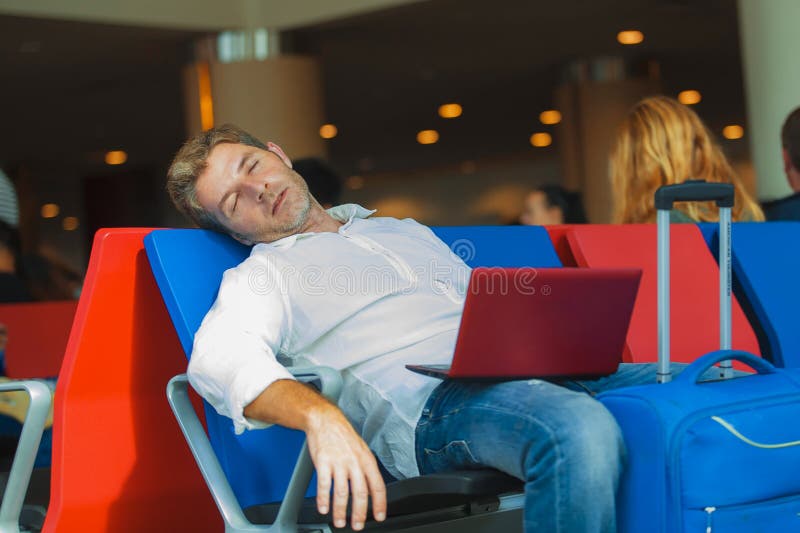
[704,506,715,533]
[668,393,800,531]
[695,492,800,532]
[710,415,800,449]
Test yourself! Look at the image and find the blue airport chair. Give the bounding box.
[145,225,561,532]
[431,225,563,268]
[699,222,800,367]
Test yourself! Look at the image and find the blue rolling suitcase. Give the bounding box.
[599,181,800,532]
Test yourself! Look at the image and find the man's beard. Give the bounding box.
[274,191,312,236]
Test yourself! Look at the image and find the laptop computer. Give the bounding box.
[406,267,642,380]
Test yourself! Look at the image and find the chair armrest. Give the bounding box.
[0,380,51,533]
[288,366,343,403]
[167,365,343,533]
[167,375,269,532]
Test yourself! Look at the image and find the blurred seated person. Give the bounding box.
[762,106,800,220]
[19,252,82,301]
[0,221,31,304]
[0,222,53,472]
[519,185,587,225]
[610,95,764,223]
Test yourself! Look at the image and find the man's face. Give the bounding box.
[519,191,564,225]
[195,142,313,244]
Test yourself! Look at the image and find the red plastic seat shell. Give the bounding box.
[559,224,760,363]
[42,229,220,532]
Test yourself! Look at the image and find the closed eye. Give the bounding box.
[249,159,258,174]
[227,194,238,217]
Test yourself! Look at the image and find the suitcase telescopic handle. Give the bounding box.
[654,180,735,210]
[656,180,734,384]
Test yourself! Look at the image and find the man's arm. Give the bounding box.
[243,379,387,531]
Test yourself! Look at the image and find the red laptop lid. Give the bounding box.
[449,267,641,379]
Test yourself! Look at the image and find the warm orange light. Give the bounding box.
[530,133,552,148]
[197,62,214,130]
[617,30,644,45]
[320,124,338,139]
[62,217,79,231]
[41,204,60,219]
[346,176,365,190]
[438,103,463,119]
[105,150,127,165]
[722,125,744,140]
[417,130,439,145]
[678,90,702,105]
[539,110,562,125]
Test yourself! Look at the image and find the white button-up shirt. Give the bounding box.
[188,204,470,479]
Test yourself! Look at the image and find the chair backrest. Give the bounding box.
[701,222,800,367]
[43,229,220,533]
[430,225,563,267]
[145,229,309,510]
[0,300,76,378]
[144,225,562,510]
[562,224,760,363]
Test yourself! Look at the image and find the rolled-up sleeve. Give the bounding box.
[187,256,294,434]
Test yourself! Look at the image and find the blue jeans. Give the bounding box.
[414,363,716,533]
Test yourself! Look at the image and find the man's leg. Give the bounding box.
[561,362,744,396]
[415,379,623,533]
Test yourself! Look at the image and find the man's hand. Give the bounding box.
[305,403,387,530]
[243,379,387,530]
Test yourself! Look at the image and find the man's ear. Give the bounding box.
[266,142,293,168]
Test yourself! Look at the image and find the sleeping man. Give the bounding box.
[167,123,675,533]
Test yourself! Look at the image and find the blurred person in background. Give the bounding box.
[0,168,30,303]
[0,168,17,232]
[19,252,82,301]
[609,95,764,223]
[0,221,30,304]
[762,106,800,220]
[519,184,587,225]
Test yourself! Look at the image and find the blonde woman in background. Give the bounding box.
[610,95,764,223]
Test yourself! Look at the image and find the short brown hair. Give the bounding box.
[782,107,800,170]
[167,124,267,231]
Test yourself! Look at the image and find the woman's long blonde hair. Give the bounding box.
[610,95,764,223]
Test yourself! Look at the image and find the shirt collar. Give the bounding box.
[255,204,376,251]
[327,203,376,228]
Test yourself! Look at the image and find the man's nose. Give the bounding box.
[245,179,269,202]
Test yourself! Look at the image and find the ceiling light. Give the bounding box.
[417,130,439,145]
[438,103,463,119]
[62,217,79,231]
[320,124,338,139]
[722,125,744,140]
[539,110,562,125]
[617,30,644,45]
[530,133,552,148]
[41,204,60,219]
[105,150,127,165]
[678,90,702,105]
